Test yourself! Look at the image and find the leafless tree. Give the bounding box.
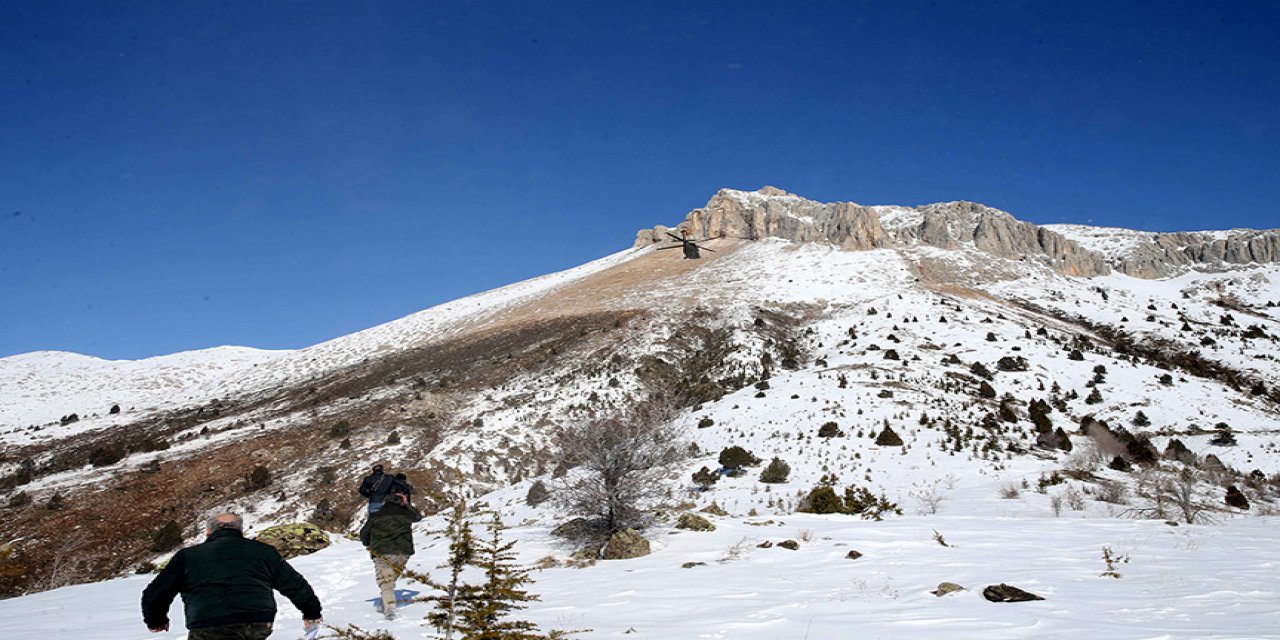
[1128,467,1173,520]
[553,403,686,537]
[1170,468,1213,524]
[1128,467,1213,524]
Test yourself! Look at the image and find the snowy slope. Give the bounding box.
[2,189,1279,634]
[0,247,647,441]
[0,346,284,436]
[1,498,1277,639]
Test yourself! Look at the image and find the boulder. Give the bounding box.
[1201,454,1228,474]
[551,517,597,540]
[845,550,863,560]
[1036,428,1072,452]
[254,523,330,560]
[982,583,1044,602]
[1164,439,1197,466]
[932,582,964,597]
[699,503,729,516]
[777,540,800,550]
[757,540,774,549]
[1225,486,1250,510]
[681,562,706,569]
[675,513,716,532]
[602,529,650,560]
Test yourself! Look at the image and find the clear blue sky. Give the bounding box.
[2,1,1277,360]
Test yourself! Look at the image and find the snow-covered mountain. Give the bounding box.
[1,187,1278,638]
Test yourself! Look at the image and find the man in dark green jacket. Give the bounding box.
[141,513,323,639]
[359,492,422,619]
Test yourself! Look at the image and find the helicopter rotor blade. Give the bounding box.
[664,231,686,242]
[655,245,682,250]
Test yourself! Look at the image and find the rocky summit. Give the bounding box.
[636,186,1280,279]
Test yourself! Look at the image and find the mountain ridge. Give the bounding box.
[0,187,1277,601]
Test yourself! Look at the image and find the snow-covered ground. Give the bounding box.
[1,504,1276,639]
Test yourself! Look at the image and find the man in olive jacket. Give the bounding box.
[141,513,323,639]
[359,492,422,619]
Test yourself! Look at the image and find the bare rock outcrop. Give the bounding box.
[635,187,890,251]
[911,202,1111,277]
[636,187,1276,279]
[1116,230,1280,278]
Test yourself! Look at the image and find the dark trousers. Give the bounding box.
[188,622,273,640]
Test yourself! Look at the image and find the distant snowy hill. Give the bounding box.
[0,347,285,437]
[0,187,1277,640]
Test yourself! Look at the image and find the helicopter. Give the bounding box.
[656,229,717,260]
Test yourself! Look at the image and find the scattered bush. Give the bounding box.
[978,381,996,399]
[88,443,126,467]
[874,425,903,447]
[997,356,1028,371]
[1210,424,1237,446]
[817,422,843,438]
[245,465,272,490]
[691,467,719,491]
[759,457,791,484]
[1028,399,1053,432]
[151,520,183,553]
[801,486,844,514]
[697,417,715,429]
[718,446,760,469]
[328,420,351,438]
[1084,388,1104,404]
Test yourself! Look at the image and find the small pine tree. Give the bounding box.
[451,512,548,640]
[1132,411,1150,427]
[817,422,842,438]
[874,425,904,447]
[422,499,475,639]
[1084,388,1104,405]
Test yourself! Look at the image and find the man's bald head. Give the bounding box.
[205,513,244,535]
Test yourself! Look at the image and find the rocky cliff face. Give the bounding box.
[1122,231,1280,278]
[635,187,889,251]
[637,188,1110,277]
[638,187,1280,279]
